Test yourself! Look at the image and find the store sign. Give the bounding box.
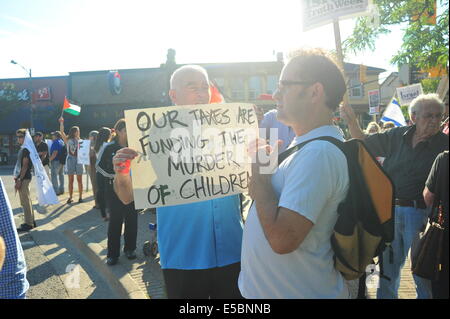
[36,87,51,101]
[301,0,371,31]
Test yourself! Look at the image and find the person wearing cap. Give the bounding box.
[14,129,36,232]
[33,132,50,178]
[49,131,65,195]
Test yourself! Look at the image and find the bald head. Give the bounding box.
[169,65,210,106]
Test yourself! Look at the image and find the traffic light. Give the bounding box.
[360,64,367,84]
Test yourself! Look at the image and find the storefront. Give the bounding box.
[0,76,68,164]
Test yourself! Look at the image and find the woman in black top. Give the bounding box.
[96,119,137,266]
[93,128,111,220]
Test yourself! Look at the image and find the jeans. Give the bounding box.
[50,160,64,194]
[377,206,433,299]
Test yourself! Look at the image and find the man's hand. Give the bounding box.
[248,138,282,201]
[339,103,365,140]
[113,148,138,175]
[15,179,22,191]
[58,117,64,124]
[339,103,357,125]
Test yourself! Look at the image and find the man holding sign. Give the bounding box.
[113,65,243,299]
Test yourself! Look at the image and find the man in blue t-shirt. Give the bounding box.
[49,131,65,195]
[112,65,243,299]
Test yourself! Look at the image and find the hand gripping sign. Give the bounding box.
[124,103,259,209]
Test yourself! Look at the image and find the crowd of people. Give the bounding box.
[1,47,448,299]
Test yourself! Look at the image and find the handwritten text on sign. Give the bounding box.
[124,103,258,209]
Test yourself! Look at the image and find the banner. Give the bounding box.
[301,0,371,31]
[77,139,91,165]
[396,83,423,106]
[124,103,258,209]
[23,131,59,206]
[368,89,380,115]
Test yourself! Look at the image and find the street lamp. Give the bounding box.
[10,60,34,134]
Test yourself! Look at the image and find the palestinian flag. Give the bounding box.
[63,97,81,116]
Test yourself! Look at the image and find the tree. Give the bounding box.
[0,82,24,120]
[344,0,449,72]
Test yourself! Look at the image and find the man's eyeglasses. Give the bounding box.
[16,135,25,139]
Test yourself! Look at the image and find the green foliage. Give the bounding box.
[401,105,411,121]
[0,82,23,118]
[344,0,449,71]
[421,78,441,93]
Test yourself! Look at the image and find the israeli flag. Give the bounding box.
[381,97,407,127]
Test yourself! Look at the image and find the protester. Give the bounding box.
[423,151,449,299]
[382,121,396,132]
[365,121,381,135]
[0,177,30,298]
[59,118,83,204]
[33,132,50,178]
[260,109,296,153]
[88,130,99,209]
[112,65,243,298]
[14,129,36,232]
[96,120,137,265]
[48,131,65,195]
[94,127,112,221]
[341,93,449,299]
[238,48,349,299]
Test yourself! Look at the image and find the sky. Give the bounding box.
[0,0,406,81]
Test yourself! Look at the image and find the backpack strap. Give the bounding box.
[278,136,344,166]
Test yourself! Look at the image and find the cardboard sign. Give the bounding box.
[125,103,258,209]
[368,89,380,115]
[396,83,423,106]
[301,0,370,31]
[77,139,91,165]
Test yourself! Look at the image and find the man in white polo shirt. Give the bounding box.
[239,48,350,298]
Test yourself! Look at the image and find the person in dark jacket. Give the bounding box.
[423,151,449,299]
[94,128,112,220]
[96,119,137,265]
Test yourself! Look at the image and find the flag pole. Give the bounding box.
[333,19,350,108]
[60,96,66,118]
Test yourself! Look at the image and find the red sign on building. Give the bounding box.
[35,87,51,101]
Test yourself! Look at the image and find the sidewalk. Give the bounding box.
[26,187,418,299]
[30,189,164,299]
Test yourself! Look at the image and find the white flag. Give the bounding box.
[381,97,407,127]
[23,130,59,205]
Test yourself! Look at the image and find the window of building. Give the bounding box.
[230,77,245,101]
[248,76,261,100]
[349,76,363,99]
[212,77,225,90]
[266,75,278,95]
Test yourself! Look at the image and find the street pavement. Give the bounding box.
[1,166,418,299]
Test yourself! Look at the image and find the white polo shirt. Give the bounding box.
[239,125,350,299]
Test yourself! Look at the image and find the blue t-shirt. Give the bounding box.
[50,139,64,160]
[156,195,243,270]
[260,109,296,153]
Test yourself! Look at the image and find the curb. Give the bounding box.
[62,229,148,299]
